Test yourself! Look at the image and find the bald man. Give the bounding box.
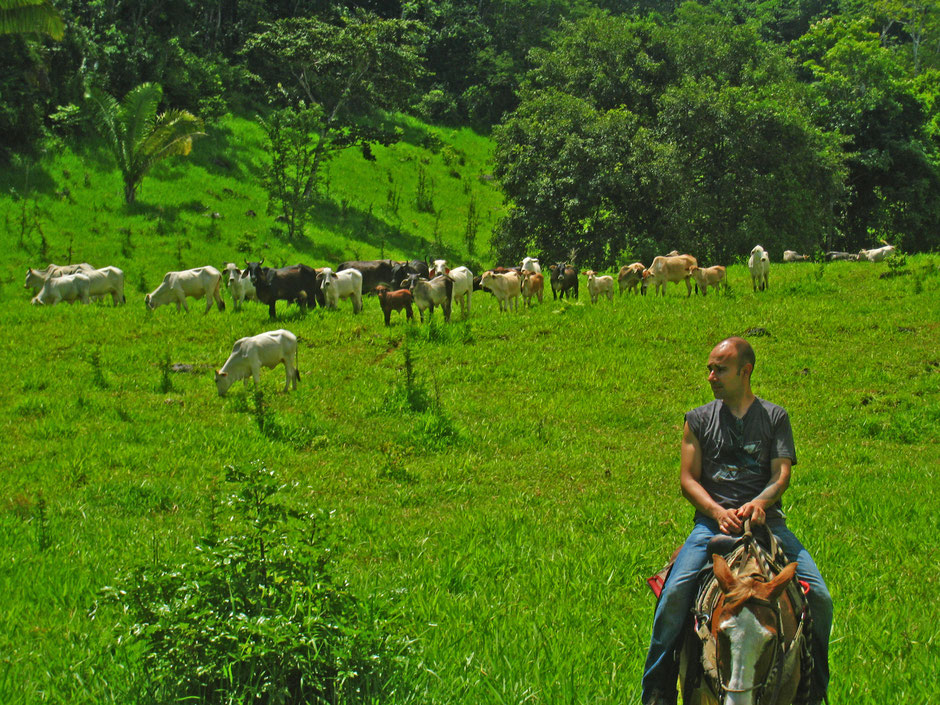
[641,337,832,705]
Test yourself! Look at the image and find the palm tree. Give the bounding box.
[92,82,205,204]
[0,0,64,39]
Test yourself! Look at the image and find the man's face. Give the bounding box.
[707,343,745,400]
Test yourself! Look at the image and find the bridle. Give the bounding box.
[714,593,785,700]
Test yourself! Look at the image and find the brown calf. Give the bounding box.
[376,285,414,326]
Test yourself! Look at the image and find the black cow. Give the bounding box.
[549,263,579,300]
[336,259,396,295]
[390,258,431,289]
[245,259,323,319]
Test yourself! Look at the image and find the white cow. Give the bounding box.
[145,266,225,312]
[448,266,474,316]
[748,246,770,292]
[480,270,521,311]
[521,257,542,274]
[859,245,896,262]
[31,272,91,305]
[585,270,614,303]
[215,329,299,396]
[318,267,363,313]
[222,262,256,311]
[83,266,125,305]
[783,250,810,263]
[431,259,449,276]
[24,262,95,294]
[408,274,453,322]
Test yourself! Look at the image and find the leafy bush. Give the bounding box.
[101,462,408,704]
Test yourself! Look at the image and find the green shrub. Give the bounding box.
[101,463,408,704]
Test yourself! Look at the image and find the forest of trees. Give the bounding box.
[2,0,939,261]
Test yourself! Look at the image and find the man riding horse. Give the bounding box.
[642,337,832,705]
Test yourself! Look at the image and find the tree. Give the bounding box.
[0,0,63,39]
[244,12,426,206]
[91,82,204,204]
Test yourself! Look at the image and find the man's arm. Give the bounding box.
[679,421,744,535]
[735,457,792,524]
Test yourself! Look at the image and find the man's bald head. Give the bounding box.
[715,337,755,374]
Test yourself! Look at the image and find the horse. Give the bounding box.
[678,523,813,705]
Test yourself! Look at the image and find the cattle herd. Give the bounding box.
[22,244,896,394]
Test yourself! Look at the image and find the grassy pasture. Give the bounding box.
[1,114,938,703]
[0,257,937,704]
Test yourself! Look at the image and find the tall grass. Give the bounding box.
[0,115,937,703]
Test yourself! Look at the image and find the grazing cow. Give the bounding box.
[641,254,698,296]
[747,246,770,292]
[480,270,521,311]
[618,262,645,295]
[859,245,896,262]
[825,251,858,261]
[783,250,810,263]
[584,271,615,303]
[448,266,474,316]
[431,259,449,276]
[549,263,579,300]
[408,274,454,322]
[391,258,431,289]
[245,260,322,318]
[83,266,125,305]
[376,285,414,326]
[31,272,91,305]
[215,329,299,396]
[521,257,542,274]
[690,265,727,295]
[24,262,96,294]
[318,267,363,313]
[520,270,544,307]
[337,259,396,294]
[146,266,225,312]
[223,262,256,310]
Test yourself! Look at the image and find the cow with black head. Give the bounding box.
[245,258,324,319]
[549,263,579,300]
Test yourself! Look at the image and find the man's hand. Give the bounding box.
[715,507,744,534]
[736,500,767,525]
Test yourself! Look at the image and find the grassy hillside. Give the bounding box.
[0,117,938,704]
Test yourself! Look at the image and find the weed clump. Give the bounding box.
[99,462,409,704]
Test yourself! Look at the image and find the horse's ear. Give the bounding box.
[713,554,736,593]
[764,562,798,602]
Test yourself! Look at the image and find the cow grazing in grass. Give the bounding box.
[146,266,225,312]
[408,274,454,322]
[337,259,396,294]
[83,266,125,305]
[448,266,474,316]
[24,262,95,295]
[480,270,521,311]
[859,245,896,262]
[618,262,645,295]
[641,254,697,296]
[215,329,299,396]
[783,250,810,263]
[223,262,256,310]
[521,257,541,274]
[318,267,363,313]
[748,246,770,292]
[585,270,615,303]
[376,285,414,326]
[690,265,727,295]
[31,272,92,305]
[549,263,579,300]
[245,259,322,318]
[520,270,544,307]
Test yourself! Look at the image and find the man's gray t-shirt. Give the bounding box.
[685,398,797,521]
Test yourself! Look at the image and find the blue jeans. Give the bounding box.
[641,517,832,703]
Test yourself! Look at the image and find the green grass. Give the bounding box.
[0,115,938,704]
